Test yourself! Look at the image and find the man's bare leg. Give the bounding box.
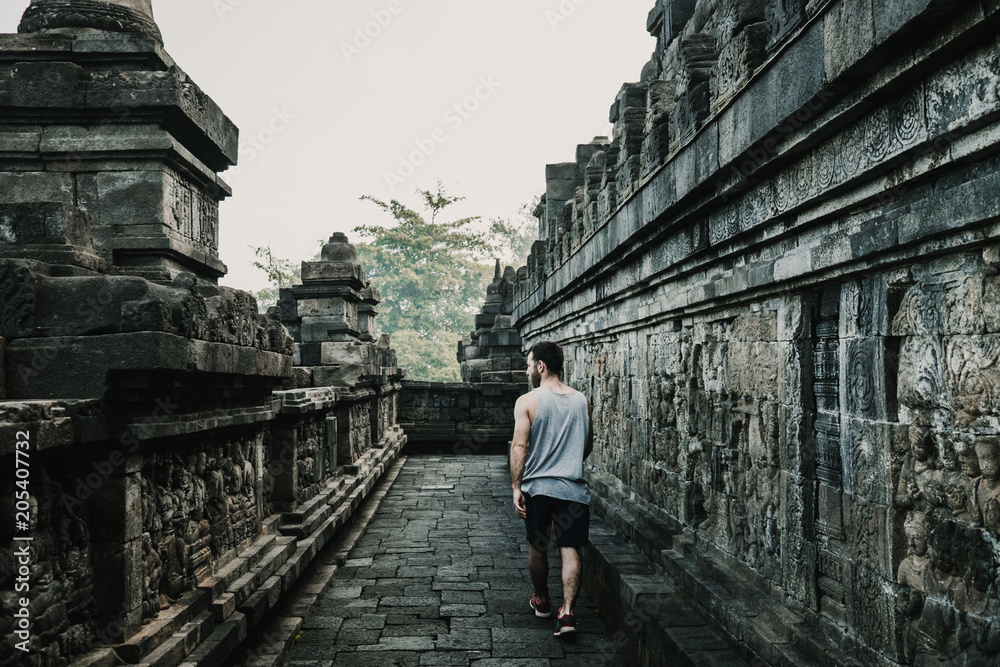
[559,546,582,616]
[528,545,550,601]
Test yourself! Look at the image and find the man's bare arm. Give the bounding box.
[510,394,532,489]
[510,394,533,519]
[584,398,594,461]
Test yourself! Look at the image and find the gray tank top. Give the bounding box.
[521,387,591,505]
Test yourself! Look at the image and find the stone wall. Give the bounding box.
[457,261,527,383]
[402,259,530,454]
[0,4,406,666]
[513,1,1000,665]
[398,381,527,455]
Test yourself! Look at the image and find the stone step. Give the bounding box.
[661,549,735,609]
[198,534,279,599]
[237,575,283,627]
[137,611,214,667]
[183,439,405,667]
[210,592,237,624]
[226,537,296,607]
[280,476,346,525]
[179,611,247,667]
[111,590,211,664]
[659,535,866,667]
[280,476,357,538]
[230,452,408,665]
[66,648,119,667]
[583,513,750,667]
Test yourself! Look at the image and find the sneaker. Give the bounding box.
[529,592,552,618]
[553,608,577,636]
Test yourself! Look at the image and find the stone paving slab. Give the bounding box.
[283,455,625,664]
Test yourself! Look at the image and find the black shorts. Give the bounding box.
[523,493,590,550]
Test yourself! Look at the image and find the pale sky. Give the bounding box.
[0,1,655,293]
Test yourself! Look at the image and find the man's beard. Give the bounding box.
[529,368,541,388]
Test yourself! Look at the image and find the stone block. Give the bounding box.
[89,471,143,542]
[320,340,375,367]
[712,23,768,112]
[296,298,349,318]
[874,0,951,45]
[10,61,86,107]
[299,343,321,367]
[0,172,75,205]
[765,0,806,48]
[5,332,291,399]
[277,290,297,322]
[0,202,91,247]
[824,0,875,81]
[842,337,897,421]
[925,41,1000,136]
[76,169,225,280]
[300,261,364,285]
[847,564,907,664]
[300,317,357,342]
[841,418,894,507]
[0,202,105,270]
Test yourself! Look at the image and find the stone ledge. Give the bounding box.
[219,453,409,667]
[274,387,339,414]
[587,469,869,667]
[6,332,292,399]
[583,514,751,667]
[69,432,407,667]
[515,2,1000,331]
[109,589,211,663]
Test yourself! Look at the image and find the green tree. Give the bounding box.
[354,184,499,381]
[249,245,299,310]
[487,197,539,267]
[248,185,537,383]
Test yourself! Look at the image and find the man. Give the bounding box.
[510,341,593,636]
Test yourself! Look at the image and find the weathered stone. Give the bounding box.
[512,2,1000,665]
[0,5,407,667]
[19,0,163,45]
[0,20,238,281]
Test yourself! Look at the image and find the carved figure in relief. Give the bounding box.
[174,462,193,520]
[897,512,931,592]
[909,427,947,509]
[159,530,186,600]
[205,448,228,554]
[185,454,207,517]
[905,600,953,665]
[927,523,962,602]
[141,476,159,533]
[156,462,178,526]
[975,437,1000,534]
[141,533,165,617]
[945,476,975,523]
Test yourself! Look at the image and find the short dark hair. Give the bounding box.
[530,341,564,377]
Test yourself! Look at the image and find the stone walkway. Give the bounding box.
[283,455,626,666]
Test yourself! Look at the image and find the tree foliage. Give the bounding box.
[353,185,497,337]
[249,245,299,310]
[353,184,500,381]
[249,183,537,383]
[487,197,539,268]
